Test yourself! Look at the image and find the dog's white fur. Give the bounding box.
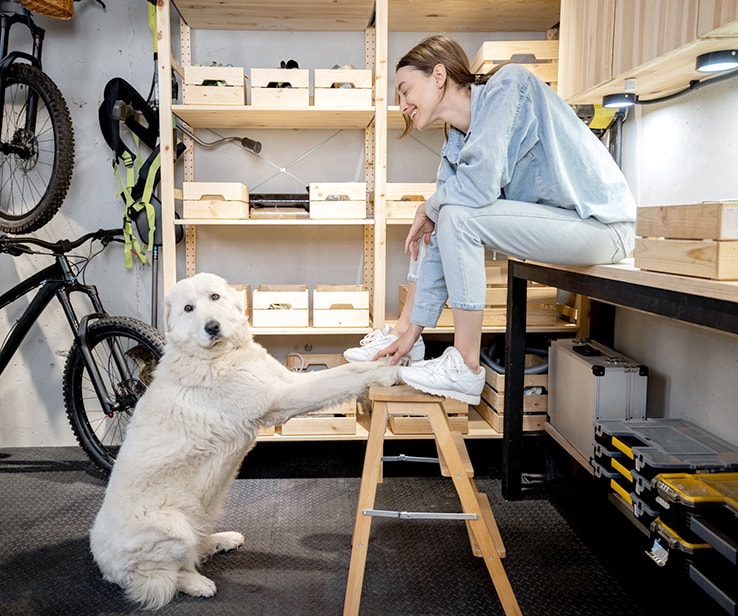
[90,272,397,610]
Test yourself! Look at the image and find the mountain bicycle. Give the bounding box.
[0,1,74,234]
[0,228,164,474]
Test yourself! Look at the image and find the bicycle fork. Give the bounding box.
[57,284,136,418]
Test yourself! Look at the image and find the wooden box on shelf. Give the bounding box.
[474,359,548,433]
[183,65,246,105]
[182,182,249,219]
[470,40,559,89]
[313,284,370,328]
[385,183,435,220]
[384,387,469,435]
[635,202,738,280]
[313,68,372,107]
[250,68,309,107]
[309,182,367,219]
[280,353,357,435]
[251,284,308,327]
[398,282,561,328]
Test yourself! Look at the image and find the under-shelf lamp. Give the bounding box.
[602,92,636,109]
[695,50,738,73]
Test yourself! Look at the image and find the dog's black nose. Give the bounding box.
[205,320,221,338]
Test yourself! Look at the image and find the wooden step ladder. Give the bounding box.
[343,386,522,616]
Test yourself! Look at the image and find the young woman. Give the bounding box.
[344,35,636,404]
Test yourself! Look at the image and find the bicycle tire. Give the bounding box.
[63,316,165,475]
[0,63,75,234]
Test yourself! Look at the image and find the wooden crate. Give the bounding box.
[280,353,357,435]
[398,284,561,328]
[313,68,372,107]
[382,386,469,435]
[634,237,738,280]
[471,40,559,88]
[482,362,548,393]
[309,182,366,219]
[637,202,738,240]
[481,382,547,414]
[385,182,435,220]
[473,398,547,433]
[313,284,369,327]
[250,68,309,107]
[182,182,249,219]
[183,65,246,105]
[251,284,308,327]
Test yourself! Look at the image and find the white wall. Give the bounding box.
[617,75,738,445]
[0,3,155,446]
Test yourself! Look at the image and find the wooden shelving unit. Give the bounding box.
[154,0,564,442]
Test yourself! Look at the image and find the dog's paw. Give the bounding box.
[369,363,399,387]
[177,571,217,598]
[208,531,245,554]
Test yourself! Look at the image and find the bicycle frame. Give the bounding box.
[0,254,134,417]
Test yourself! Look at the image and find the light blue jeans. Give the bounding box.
[408,200,634,328]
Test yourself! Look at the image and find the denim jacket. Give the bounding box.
[423,64,636,224]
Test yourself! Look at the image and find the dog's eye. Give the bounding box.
[210,293,220,301]
[184,304,193,312]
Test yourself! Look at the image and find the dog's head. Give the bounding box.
[164,272,250,352]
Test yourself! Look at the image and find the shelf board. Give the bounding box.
[249,326,373,336]
[173,105,375,129]
[177,218,374,226]
[255,407,504,442]
[173,0,376,30]
[389,0,560,32]
[173,0,561,33]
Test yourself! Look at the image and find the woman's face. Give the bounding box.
[396,65,443,131]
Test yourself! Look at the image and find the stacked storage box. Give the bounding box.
[474,343,548,434]
[398,257,564,328]
[652,472,738,613]
[635,202,738,280]
[592,418,738,528]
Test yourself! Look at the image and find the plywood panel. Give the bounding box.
[558,0,615,100]
[698,0,738,36]
[613,0,698,76]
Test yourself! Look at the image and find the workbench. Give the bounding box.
[501,258,738,500]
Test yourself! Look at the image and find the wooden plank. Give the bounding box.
[172,106,375,130]
[525,258,738,304]
[175,0,376,30]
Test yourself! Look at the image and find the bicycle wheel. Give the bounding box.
[63,316,165,475]
[0,63,74,234]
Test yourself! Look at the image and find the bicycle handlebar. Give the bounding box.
[0,228,124,256]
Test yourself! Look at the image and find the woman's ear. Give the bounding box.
[432,63,447,88]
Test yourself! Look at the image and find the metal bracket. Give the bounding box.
[363,509,478,521]
[381,454,439,464]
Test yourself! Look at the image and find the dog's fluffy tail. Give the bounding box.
[125,569,179,611]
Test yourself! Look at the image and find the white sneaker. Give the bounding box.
[343,325,425,363]
[398,346,484,405]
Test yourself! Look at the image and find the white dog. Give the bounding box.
[90,272,397,610]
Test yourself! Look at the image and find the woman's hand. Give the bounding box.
[372,325,423,366]
[404,202,435,260]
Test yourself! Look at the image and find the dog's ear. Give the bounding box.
[163,292,174,334]
[227,285,246,314]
